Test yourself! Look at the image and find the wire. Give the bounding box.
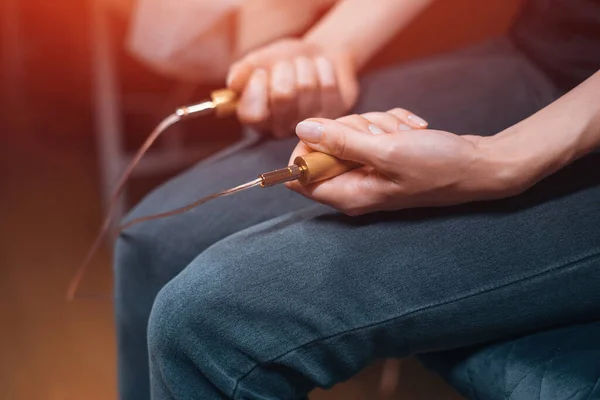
[118,178,263,231]
[67,113,181,301]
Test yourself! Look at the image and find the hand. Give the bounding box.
[227,38,359,138]
[286,110,527,215]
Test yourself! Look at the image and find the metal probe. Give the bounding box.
[68,89,360,300]
[119,153,360,230]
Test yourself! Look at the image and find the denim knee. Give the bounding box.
[146,261,243,396]
[146,279,180,360]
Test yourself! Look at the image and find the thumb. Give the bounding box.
[295,118,386,166]
[226,62,255,93]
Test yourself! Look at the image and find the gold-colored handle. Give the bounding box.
[211,88,238,117]
[212,89,360,185]
[294,152,361,185]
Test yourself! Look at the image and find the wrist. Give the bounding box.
[477,127,573,198]
[302,37,360,112]
[474,133,539,199]
[303,35,357,69]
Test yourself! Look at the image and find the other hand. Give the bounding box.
[227,39,359,138]
[286,110,527,215]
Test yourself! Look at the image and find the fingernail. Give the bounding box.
[314,57,335,87]
[294,57,314,87]
[407,114,428,128]
[248,69,267,92]
[296,121,323,143]
[398,123,412,131]
[247,69,267,116]
[272,61,294,94]
[368,124,385,135]
[226,63,240,87]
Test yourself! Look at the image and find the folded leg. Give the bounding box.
[148,154,600,399]
[115,36,563,399]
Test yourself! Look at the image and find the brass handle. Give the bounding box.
[294,152,361,185]
[211,88,238,117]
[212,89,360,185]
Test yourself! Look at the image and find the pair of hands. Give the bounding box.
[230,39,527,215]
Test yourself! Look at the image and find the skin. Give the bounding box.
[227,0,434,137]
[286,71,600,215]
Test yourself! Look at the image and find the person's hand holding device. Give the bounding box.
[227,39,359,138]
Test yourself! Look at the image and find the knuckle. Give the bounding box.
[360,111,385,120]
[362,111,399,129]
[376,140,401,166]
[337,114,369,129]
[330,130,349,158]
[387,107,408,115]
[386,108,410,121]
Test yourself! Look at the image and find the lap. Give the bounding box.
[149,154,600,397]
[116,135,308,282]
[118,36,560,277]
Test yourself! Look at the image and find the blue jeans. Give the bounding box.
[114,38,600,399]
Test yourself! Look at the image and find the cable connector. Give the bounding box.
[175,88,238,120]
[259,165,303,187]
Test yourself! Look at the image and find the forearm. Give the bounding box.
[492,70,600,190]
[303,0,435,69]
[235,0,337,57]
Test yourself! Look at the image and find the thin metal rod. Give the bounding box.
[118,178,264,231]
[68,98,222,301]
[67,113,182,301]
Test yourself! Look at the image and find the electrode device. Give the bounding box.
[68,89,359,300]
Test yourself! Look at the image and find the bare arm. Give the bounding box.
[490,70,600,191]
[235,0,338,57]
[228,0,435,135]
[304,0,435,69]
[285,70,600,214]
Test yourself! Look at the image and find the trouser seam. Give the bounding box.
[231,249,600,398]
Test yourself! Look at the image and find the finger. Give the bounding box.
[227,38,298,91]
[334,53,359,111]
[295,118,388,166]
[287,167,391,216]
[288,114,376,178]
[336,114,376,133]
[386,108,428,129]
[379,359,403,397]
[360,111,424,133]
[294,57,320,120]
[287,140,310,166]
[314,57,344,118]
[286,115,374,192]
[237,69,270,125]
[270,61,297,138]
[226,61,256,93]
